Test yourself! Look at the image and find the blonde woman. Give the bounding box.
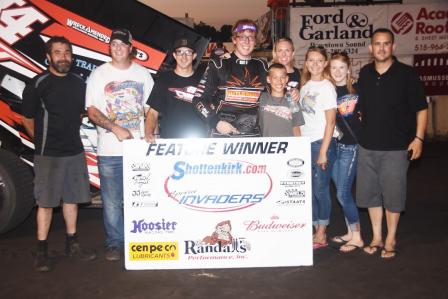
[272,37,300,89]
[299,46,337,249]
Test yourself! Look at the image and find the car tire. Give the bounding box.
[0,149,34,234]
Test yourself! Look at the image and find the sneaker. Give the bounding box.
[65,241,97,261]
[104,247,121,261]
[34,250,51,272]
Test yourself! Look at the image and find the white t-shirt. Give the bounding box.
[299,79,338,142]
[86,62,154,156]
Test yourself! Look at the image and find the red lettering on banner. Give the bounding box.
[417,8,448,21]
[416,21,448,34]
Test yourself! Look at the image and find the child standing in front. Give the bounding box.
[259,63,304,137]
[299,46,338,249]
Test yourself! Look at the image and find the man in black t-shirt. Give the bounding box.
[22,36,96,272]
[356,28,428,260]
[145,38,207,140]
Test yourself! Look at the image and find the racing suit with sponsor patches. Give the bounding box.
[193,52,268,136]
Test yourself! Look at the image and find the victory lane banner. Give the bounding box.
[123,137,312,270]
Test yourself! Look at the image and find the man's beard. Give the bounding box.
[51,59,71,73]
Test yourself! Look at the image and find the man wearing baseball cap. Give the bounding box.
[145,37,207,141]
[86,28,154,261]
[192,19,268,137]
[109,28,132,45]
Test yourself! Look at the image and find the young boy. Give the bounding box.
[259,63,304,137]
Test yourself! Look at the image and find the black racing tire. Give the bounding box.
[0,149,34,234]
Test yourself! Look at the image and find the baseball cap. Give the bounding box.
[110,28,132,45]
[173,38,195,52]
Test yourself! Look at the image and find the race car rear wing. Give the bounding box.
[0,0,209,98]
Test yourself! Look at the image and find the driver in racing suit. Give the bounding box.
[192,19,268,137]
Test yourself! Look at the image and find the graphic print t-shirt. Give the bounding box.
[86,62,154,156]
[259,92,304,137]
[299,79,337,142]
[147,70,207,138]
[335,85,361,145]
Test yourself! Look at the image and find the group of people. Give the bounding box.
[22,17,427,272]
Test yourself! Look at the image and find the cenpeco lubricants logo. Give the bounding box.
[300,9,373,40]
[129,242,178,261]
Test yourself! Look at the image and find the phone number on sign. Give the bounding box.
[329,48,358,55]
[414,42,448,52]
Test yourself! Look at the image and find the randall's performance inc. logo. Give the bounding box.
[185,221,250,259]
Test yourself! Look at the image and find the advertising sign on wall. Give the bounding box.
[290,3,448,94]
[290,4,448,58]
[123,137,312,270]
[290,5,387,57]
[414,53,448,95]
[388,4,448,55]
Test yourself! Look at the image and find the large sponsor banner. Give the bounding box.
[290,6,387,57]
[123,137,312,270]
[389,4,448,55]
[290,4,448,58]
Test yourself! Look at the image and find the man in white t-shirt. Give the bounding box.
[86,28,154,261]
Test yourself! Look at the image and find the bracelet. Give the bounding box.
[415,136,424,142]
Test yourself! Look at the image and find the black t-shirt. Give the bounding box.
[22,71,85,156]
[147,70,208,138]
[287,67,301,89]
[335,85,361,145]
[358,59,427,150]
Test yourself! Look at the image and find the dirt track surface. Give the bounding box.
[1,142,447,299]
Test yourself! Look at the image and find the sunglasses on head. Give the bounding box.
[308,45,325,50]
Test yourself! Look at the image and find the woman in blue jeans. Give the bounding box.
[329,52,364,252]
[299,46,338,249]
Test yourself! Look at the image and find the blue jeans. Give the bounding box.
[98,156,124,250]
[331,143,360,231]
[311,138,336,226]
